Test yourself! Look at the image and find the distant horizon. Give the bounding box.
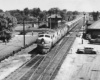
[0,0,100,12]
[3,7,98,13]
[2,7,99,13]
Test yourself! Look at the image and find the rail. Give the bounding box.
[3,19,83,80]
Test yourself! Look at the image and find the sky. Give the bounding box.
[0,0,100,12]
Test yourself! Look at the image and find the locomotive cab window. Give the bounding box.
[45,35,50,38]
[39,35,44,37]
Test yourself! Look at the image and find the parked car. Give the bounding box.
[76,47,96,54]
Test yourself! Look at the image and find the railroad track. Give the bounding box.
[36,23,83,80]
[35,22,83,80]
[3,21,83,80]
[37,37,76,80]
[3,54,43,80]
[3,36,66,80]
[50,21,83,80]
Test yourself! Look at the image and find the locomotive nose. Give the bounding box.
[37,38,45,44]
[41,38,45,44]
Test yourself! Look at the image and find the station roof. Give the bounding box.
[88,20,100,29]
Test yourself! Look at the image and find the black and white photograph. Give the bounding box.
[0,0,99,80]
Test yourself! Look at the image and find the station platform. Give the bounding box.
[54,33,100,80]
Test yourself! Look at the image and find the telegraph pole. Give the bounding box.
[50,16,51,29]
[38,16,39,28]
[82,13,85,44]
[23,14,25,48]
[50,12,51,29]
[56,8,58,28]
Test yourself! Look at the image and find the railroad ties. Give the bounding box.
[3,19,83,80]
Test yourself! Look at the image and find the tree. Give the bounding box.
[0,18,7,31]
[73,11,79,15]
[0,9,3,12]
[0,12,17,31]
[66,11,73,21]
[24,7,29,16]
[91,11,99,21]
[48,7,60,15]
[31,8,41,17]
[39,11,47,21]
[60,9,67,20]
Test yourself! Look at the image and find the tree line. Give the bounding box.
[89,11,100,21]
[0,7,100,33]
[8,7,79,23]
[0,7,80,37]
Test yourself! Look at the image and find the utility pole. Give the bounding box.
[50,16,51,29]
[82,13,85,44]
[38,16,39,28]
[23,15,25,48]
[50,12,51,29]
[56,8,58,28]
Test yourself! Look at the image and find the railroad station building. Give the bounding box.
[48,14,62,29]
[86,20,100,39]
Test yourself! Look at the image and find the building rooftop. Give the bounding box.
[48,14,62,19]
[88,20,100,29]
